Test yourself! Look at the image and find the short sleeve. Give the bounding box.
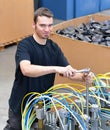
[15,40,31,68]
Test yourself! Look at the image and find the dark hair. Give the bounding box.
[34,7,54,23]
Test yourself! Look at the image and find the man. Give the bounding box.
[4,7,93,130]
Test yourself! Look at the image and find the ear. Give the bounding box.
[32,22,36,29]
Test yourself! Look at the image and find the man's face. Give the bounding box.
[34,16,53,39]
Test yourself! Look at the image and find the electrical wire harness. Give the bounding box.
[21,72,110,130]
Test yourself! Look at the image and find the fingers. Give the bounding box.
[61,70,74,78]
[66,70,74,78]
[83,72,94,84]
[59,67,75,78]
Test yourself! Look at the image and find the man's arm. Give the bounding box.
[20,60,94,83]
[20,60,75,78]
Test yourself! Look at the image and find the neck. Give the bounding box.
[33,33,47,45]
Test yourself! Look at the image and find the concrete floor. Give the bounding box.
[0,45,16,129]
[1,10,110,130]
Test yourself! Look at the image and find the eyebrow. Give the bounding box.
[39,24,53,26]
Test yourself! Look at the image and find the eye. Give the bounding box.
[40,24,53,28]
[40,24,46,28]
[48,24,53,28]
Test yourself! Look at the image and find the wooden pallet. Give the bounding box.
[0,41,18,51]
[0,35,31,51]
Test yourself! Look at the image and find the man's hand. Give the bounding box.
[82,72,94,84]
[66,67,94,84]
[55,65,76,77]
[55,66,94,84]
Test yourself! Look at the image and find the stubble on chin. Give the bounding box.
[42,35,49,39]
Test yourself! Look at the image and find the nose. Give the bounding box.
[44,25,50,31]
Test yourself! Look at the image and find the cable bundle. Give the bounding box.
[21,72,110,130]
